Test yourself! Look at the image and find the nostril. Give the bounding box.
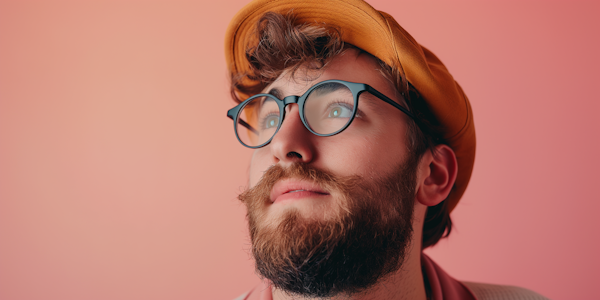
[286,152,302,159]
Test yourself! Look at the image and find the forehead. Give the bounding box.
[265,48,401,102]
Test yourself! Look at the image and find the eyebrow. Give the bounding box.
[310,82,348,96]
[267,88,283,99]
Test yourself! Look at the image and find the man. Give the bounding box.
[224,0,548,299]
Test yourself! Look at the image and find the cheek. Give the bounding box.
[249,148,271,187]
[338,124,407,176]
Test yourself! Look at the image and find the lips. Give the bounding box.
[270,179,330,204]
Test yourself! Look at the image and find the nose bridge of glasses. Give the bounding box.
[282,95,300,106]
[278,95,306,132]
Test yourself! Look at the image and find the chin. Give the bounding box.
[268,197,341,221]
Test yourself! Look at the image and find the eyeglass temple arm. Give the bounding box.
[227,114,259,135]
[366,86,416,120]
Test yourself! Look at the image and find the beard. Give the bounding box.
[238,156,418,299]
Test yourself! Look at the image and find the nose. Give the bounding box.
[268,103,315,165]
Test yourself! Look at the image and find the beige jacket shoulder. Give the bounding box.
[233,291,249,300]
[463,281,550,300]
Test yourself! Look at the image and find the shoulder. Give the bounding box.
[462,281,550,300]
[232,291,249,300]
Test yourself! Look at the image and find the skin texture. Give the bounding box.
[247,48,458,300]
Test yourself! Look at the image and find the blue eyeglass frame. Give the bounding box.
[226,79,416,149]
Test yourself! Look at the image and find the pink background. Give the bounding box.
[1,1,598,299]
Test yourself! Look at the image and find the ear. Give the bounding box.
[415,144,458,207]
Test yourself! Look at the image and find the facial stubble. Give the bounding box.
[238,157,418,298]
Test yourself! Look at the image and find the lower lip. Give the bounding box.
[273,191,329,204]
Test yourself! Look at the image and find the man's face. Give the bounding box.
[239,49,419,297]
[248,48,413,219]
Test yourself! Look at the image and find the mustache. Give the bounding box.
[238,163,362,205]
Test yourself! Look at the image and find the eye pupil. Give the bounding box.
[330,107,341,117]
[264,116,279,129]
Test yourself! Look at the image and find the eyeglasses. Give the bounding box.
[227,79,415,148]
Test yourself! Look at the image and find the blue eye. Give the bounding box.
[263,115,279,129]
[327,104,353,118]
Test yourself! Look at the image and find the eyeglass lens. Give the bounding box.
[235,82,356,148]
